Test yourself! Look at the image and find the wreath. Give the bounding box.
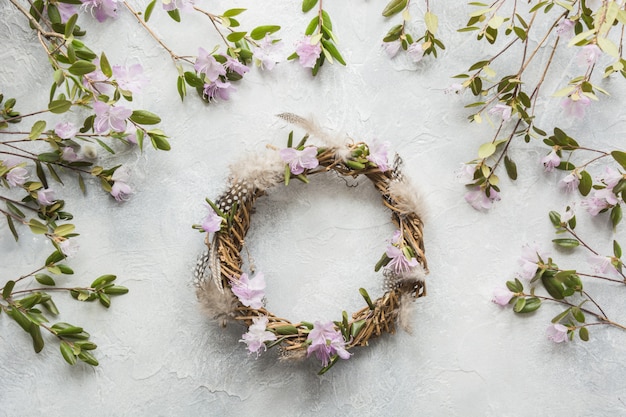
[193,114,428,374]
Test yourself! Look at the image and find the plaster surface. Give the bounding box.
[1,1,626,416]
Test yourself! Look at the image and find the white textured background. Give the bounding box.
[2,1,626,416]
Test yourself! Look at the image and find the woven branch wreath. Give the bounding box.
[193,114,428,374]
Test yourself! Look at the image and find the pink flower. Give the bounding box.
[556,19,575,39]
[589,254,619,275]
[518,243,547,280]
[80,0,118,22]
[162,0,194,12]
[57,3,78,23]
[6,167,28,187]
[230,272,266,309]
[110,166,132,201]
[559,172,580,192]
[59,239,79,258]
[366,140,390,172]
[306,321,351,367]
[581,195,610,216]
[195,48,226,81]
[113,64,148,94]
[55,121,78,139]
[546,323,569,343]
[600,167,623,189]
[240,316,277,357]
[488,103,512,122]
[62,147,81,162]
[407,43,424,63]
[202,79,236,102]
[295,36,322,69]
[124,125,138,145]
[492,287,514,306]
[383,40,401,58]
[224,57,249,76]
[37,188,56,206]
[464,186,500,211]
[201,206,223,233]
[561,94,591,118]
[93,101,132,134]
[576,44,602,67]
[561,205,575,223]
[455,163,476,185]
[83,60,115,96]
[385,245,419,276]
[279,147,319,175]
[253,35,284,70]
[541,149,561,172]
[444,83,464,95]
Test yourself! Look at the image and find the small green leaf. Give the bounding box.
[359,288,375,310]
[552,238,580,248]
[611,150,626,169]
[549,211,562,228]
[579,171,592,196]
[542,275,565,300]
[91,274,116,288]
[350,319,366,338]
[29,324,45,353]
[45,250,65,266]
[611,205,622,228]
[572,307,585,323]
[504,155,517,180]
[382,0,408,17]
[29,120,46,140]
[302,0,318,13]
[53,224,75,237]
[130,110,161,125]
[478,142,496,158]
[167,9,181,22]
[424,11,439,34]
[223,8,246,17]
[518,297,541,313]
[77,351,99,366]
[250,25,281,40]
[35,274,56,286]
[274,325,299,335]
[60,341,77,365]
[614,240,622,258]
[144,0,156,22]
[579,326,590,341]
[68,60,97,76]
[28,219,48,235]
[513,297,526,313]
[226,32,247,42]
[48,99,72,114]
[2,280,16,299]
[506,278,523,293]
[551,308,571,323]
[102,286,129,295]
[64,13,78,39]
[100,52,112,78]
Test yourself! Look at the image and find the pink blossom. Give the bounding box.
[93,101,132,134]
[113,64,148,94]
[444,83,464,95]
[80,0,118,22]
[202,79,236,102]
[83,60,114,96]
[124,125,138,145]
[162,0,194,12]
[390,229,402,245]
[561,94,591,118]
[240,316,277,357]
[194,48,226,81]
[6,167,28,187]
[589,254,619,275]
[383,40,401,58]
[252,35,284,70]
[55,121,78,139]
[201,206,223,233]
[306,321,351,367]
[518,243,547,280]
[59,239,79,258]
[455,163,476,185]
[385,245,419,276]
[279,147,319,175]
[541,149,561,172]
[581,195,610,216]
[464,186,500,211]
[546,323,569,343]
[295,36,322,69]
[576,44,602,67]
[407,43,424,63]
[57,3,78,23]
[488,103,512,122]
[561,205,575,223]
[556,19,575,39]
[599,167,623,189]
[492,287,514,306]
[62,147,81,162]
[230,272,266,309]
[224,57,249,76]
[559,172,580,192]
[366,140,390,172]
[110,166,132,201]
[37,188,56,206]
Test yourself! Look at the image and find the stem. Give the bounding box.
[583,290,608,319]
[7,0,65,40]
[194,7,232,49]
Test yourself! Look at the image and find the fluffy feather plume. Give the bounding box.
[276,113,351,159]
[228,149,284,192]
[396,293,418,334]
[387,178,427,220]
[196,279,238,327]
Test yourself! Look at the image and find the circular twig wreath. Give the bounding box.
[194,114,428,374]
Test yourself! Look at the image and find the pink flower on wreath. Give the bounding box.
[306,320,351,367]
[203,79,236,102]
[55,121,78,139]
[589,254,619,275]
[253,35,284,71]
[559,172,580,192]
[37,188,56,206]
[561,94,591,118]
[6,166,29,187]
[230,272,266,309]
[195,48,226,81]
[240,316,277,357]
[201,206,223,233]
[455,163,476,185]
[80,0,118,22]
[518,243,547,280]
[113,64,148,95]
[386,245,419,276]
[279,147,319,175]
[407,43,424,63]
[83,60,115,97]
[488,103,512,122]
[383,40,401,58]
[59,239,80,258]
[464,186,500,211]
[162,0,195,13]
[224,56,250,76]
[110,166,133,202]
[576,44,602,67]
[93,101,132,134]
[556,19,575,39]
[600,167,623,189]
[366,140,390,172]
[546,323,569,343]
[492,286,514,306]
[541,149,561,172]
[295,36,322,69]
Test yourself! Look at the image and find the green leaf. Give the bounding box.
[274,325,299,335]
[549,211,562,228]
[542,275,565,300]
[100,52,112,78]
[2,280,16,299]
[64,13,78,38]
[45,250,65,265]
[551,308,571,323]
[53,223,75,237]
[302,0,318,13]
[167,9,181,22]
[102,286,129,295]
[77,350,99,366]
[68,60,96,76]
[350,319,366,338]
[48,99,72,114]
[57,264,74,275]
[518,297,541,313]
[572,307,585,323]
[144,0,156,22]
[504,155,517,180]
[578,171,592,196]
[611,151,626,169]
[130,110,161,125]
[478,142,496,158]
[223,8,246,17]
[28,219,48,235]
[7,307,32,332]
[35,274,56,286]
[382,0,408,17]
[614,240,622,258]
[424,11,439,34]
[359,288,375,310]
[552,238,580,248]
[250,25,281,40]
[611,204,622,228]
[29,324,45,353]
[29,120,46,140]
[6,215,18,241]
[513,297,526,313]
[60,341,77,365]
[226,32,247,42]
[506,278,523,293]
[321,39,346,65]
[579,326,590,341]
[91,274,117,288]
